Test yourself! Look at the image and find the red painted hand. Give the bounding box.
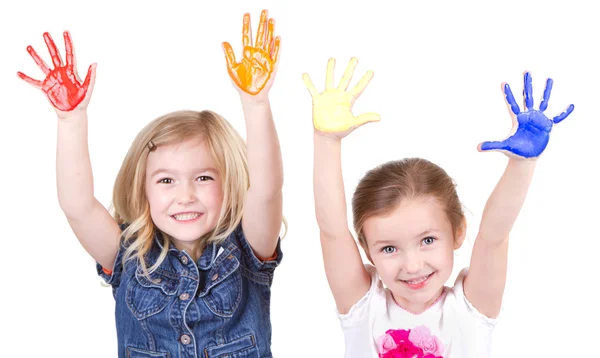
[222,9,280,95]
[17,31,96,113]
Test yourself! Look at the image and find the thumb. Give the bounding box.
[354,112,381,127]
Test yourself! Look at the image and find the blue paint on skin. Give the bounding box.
[480,72,574,158]
[524,72,533,110]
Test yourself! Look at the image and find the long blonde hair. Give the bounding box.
[112,110,252,275]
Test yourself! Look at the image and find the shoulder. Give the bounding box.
[226,224,283,283]
[444,267,499,329]
[337,264,386,328]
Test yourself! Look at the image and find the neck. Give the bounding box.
[391,286,446,315]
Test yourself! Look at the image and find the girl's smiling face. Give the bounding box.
[364,195,464,313]
[145,138,224,254]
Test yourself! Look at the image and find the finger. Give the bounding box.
[222,42,237,69]
[78,63,97,103]
[478,140,509,152]
[553,104,574,124]
[26,45,51,75]
[255,9,267,49]
[302,73,319,97]
[539,78,553,111]
[338,57,358,90]
[64,31,74,68]
[349,70,374,98]
[266,18,275,55]
[325,58,335,89]
[63,31,82,82]
[503,83,520,115]
[242,13,251,47]
[271,36,281,64]
[523,71,533,110]
[43,32,63,68]
[355,112,381,126]
[17,72,43,88]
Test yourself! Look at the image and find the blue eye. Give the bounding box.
[422,237,436,246]
[382,246,396,254]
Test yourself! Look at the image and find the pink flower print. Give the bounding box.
[408,326,445,356]
[377,333,398,354]
[389,341,422,357]
[387,328,410,343]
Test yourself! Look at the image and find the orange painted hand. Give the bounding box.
[223,9,280,96]
[303,58,380,134]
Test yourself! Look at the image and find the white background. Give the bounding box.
[1,0,599,356]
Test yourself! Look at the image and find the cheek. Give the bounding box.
[429,246,454,268]
[202,185,224,209]
[371,256,398,279]
[146,185,169,212]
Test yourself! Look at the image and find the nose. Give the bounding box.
[177,182,196,204]
[401,251,423,274]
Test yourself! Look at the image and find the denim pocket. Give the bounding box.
[199,253,242,317]
[126,346,169,357]
[126,268,179,320]
[204,334,259,358]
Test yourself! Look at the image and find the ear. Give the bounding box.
[454,217,467,250]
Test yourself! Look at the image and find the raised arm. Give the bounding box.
[465,72,575,318]
[304,57,381,313]
[222,10,283,259]
[17,31,121,269]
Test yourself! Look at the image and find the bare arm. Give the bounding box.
[466,71,574,318]
[314,133,370,314]
[16,31,121,270]
[465,159,536,318]
[221,10,284,259]
[241,100,284,259]
[57,112,121,270]
[304,57,381,313]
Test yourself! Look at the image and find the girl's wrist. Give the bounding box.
[57,109,88,124]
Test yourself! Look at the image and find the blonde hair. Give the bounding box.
[112,109,253,276]
[352,158,465,250]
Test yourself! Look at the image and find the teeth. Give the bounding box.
[173,213,200,221]
[405,274,430,285]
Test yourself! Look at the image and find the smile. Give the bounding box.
[171,212,202,222]
[401,273,433,289]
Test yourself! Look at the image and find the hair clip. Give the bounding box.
[147,140,156,151]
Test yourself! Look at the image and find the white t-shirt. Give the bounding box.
[338,265,498,358]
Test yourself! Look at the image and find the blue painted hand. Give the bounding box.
[479,72,574,159]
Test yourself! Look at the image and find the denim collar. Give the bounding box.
[153,232,219,270]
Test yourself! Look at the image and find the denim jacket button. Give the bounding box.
[180,256,189,265]
[180,334,191,345]
[179,293,190,300]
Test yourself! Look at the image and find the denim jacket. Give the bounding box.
[97,224,283,358]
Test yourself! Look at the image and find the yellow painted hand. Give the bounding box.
[303,57,380,133]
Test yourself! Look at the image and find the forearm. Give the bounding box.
[241,100,283,199]
[313,133,351,238]
[56,112,96,218]
[478,158,537,243]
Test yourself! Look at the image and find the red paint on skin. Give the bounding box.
[223,9,280,95]
[17,31,93,111]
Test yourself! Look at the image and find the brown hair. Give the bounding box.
[352,158,464,249]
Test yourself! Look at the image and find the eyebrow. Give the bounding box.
[372,229,435,246]
[150,167,218,178]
